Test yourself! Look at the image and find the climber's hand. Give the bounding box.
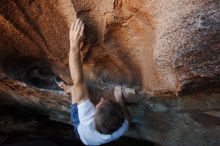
[69,18,84,50]
[114,85,123,105]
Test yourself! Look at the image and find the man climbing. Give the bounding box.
[56,18,130,145]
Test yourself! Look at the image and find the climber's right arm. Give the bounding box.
[69,18,89,104]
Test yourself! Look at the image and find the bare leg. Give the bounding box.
[63,84,73,94]
[57,83,76,104]
[57,82,72,94]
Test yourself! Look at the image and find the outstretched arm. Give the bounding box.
[69,18,89,104]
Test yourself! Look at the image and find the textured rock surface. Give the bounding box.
[0,98,154,146]
[0,0,220,146]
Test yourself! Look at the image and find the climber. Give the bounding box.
[56,18,130,145]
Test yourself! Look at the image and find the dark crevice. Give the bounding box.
[1,57,60,90]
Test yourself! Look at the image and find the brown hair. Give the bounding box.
[94,99,125,134]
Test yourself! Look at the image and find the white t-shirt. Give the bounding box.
[77,99,129,145]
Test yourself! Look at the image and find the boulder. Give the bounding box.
[0,0,219,146]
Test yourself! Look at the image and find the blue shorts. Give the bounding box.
[70,103,80,140]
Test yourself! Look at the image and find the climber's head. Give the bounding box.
[94,98,125,134]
